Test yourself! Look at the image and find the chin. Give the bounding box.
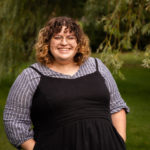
[59,57,72,61]
[56,56,74,62]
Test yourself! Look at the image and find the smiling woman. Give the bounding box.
[3,16,129,150]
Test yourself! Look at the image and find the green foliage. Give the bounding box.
[0,0,52,75]
[83,0,111,50]
[83,0,150,77]
[142,44,150,68]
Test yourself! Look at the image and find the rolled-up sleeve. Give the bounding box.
[97,58,129,114]
[3,70,34,148]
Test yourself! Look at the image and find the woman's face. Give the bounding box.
[50,26,78,64]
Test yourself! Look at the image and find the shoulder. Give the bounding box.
[84,57,103,67]
[78,57,107,76]
[83,57,95,67]
[85,57,108,72]
[18,63,43,81]
[86,57,113,80]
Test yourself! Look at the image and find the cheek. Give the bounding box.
[50,41,59,53]
[50,40,55,49]
[74,43,78,52]
[73,42,78,49]
[75,43,78,48]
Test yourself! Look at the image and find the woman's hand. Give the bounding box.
[21,139,36,150]
[111,109,126,142]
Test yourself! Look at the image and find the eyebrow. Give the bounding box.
[53,33,75,37]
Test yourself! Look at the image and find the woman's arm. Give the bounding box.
[111,109,126,142]
[21,139,36,150]
[3,69,35,148]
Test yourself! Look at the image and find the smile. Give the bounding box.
[58,48,71,51]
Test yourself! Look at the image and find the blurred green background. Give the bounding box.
[0,0,150,149]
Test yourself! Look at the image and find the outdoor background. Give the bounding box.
[0,0,150,150]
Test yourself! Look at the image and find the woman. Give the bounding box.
[4,16,129,150]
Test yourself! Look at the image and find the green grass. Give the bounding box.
[116,65,150,150]
[0,52,150,150]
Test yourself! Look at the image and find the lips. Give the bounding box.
[57,48,71,52]
[58,49,70,50]
[57,50,70,55]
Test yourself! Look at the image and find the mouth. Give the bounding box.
[57,48,71,52]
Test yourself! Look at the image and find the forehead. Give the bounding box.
[56,26,74,35]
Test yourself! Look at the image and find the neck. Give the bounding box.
[47,60,79,76]
[53,59,76,67]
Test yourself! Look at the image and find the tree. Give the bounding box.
[83,0,150,78]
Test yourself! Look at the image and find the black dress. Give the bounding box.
[30,59,126,150]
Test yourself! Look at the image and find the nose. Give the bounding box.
[61,38,67,45]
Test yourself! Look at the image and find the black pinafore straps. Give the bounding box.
[94,58,99,72]
[29,66,44,76]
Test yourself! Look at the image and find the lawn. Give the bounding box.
[0,52,150,150]
[117,57,150,150]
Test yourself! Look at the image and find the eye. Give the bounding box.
[67,36,76,40]
[54,36,62,40]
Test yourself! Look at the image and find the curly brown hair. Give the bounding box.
[35,16,91,66]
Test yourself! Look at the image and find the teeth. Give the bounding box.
[58,49,69,51]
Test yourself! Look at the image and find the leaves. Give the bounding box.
[83,0,150,79]
[142,45,150,68]
[141,23,150,35]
